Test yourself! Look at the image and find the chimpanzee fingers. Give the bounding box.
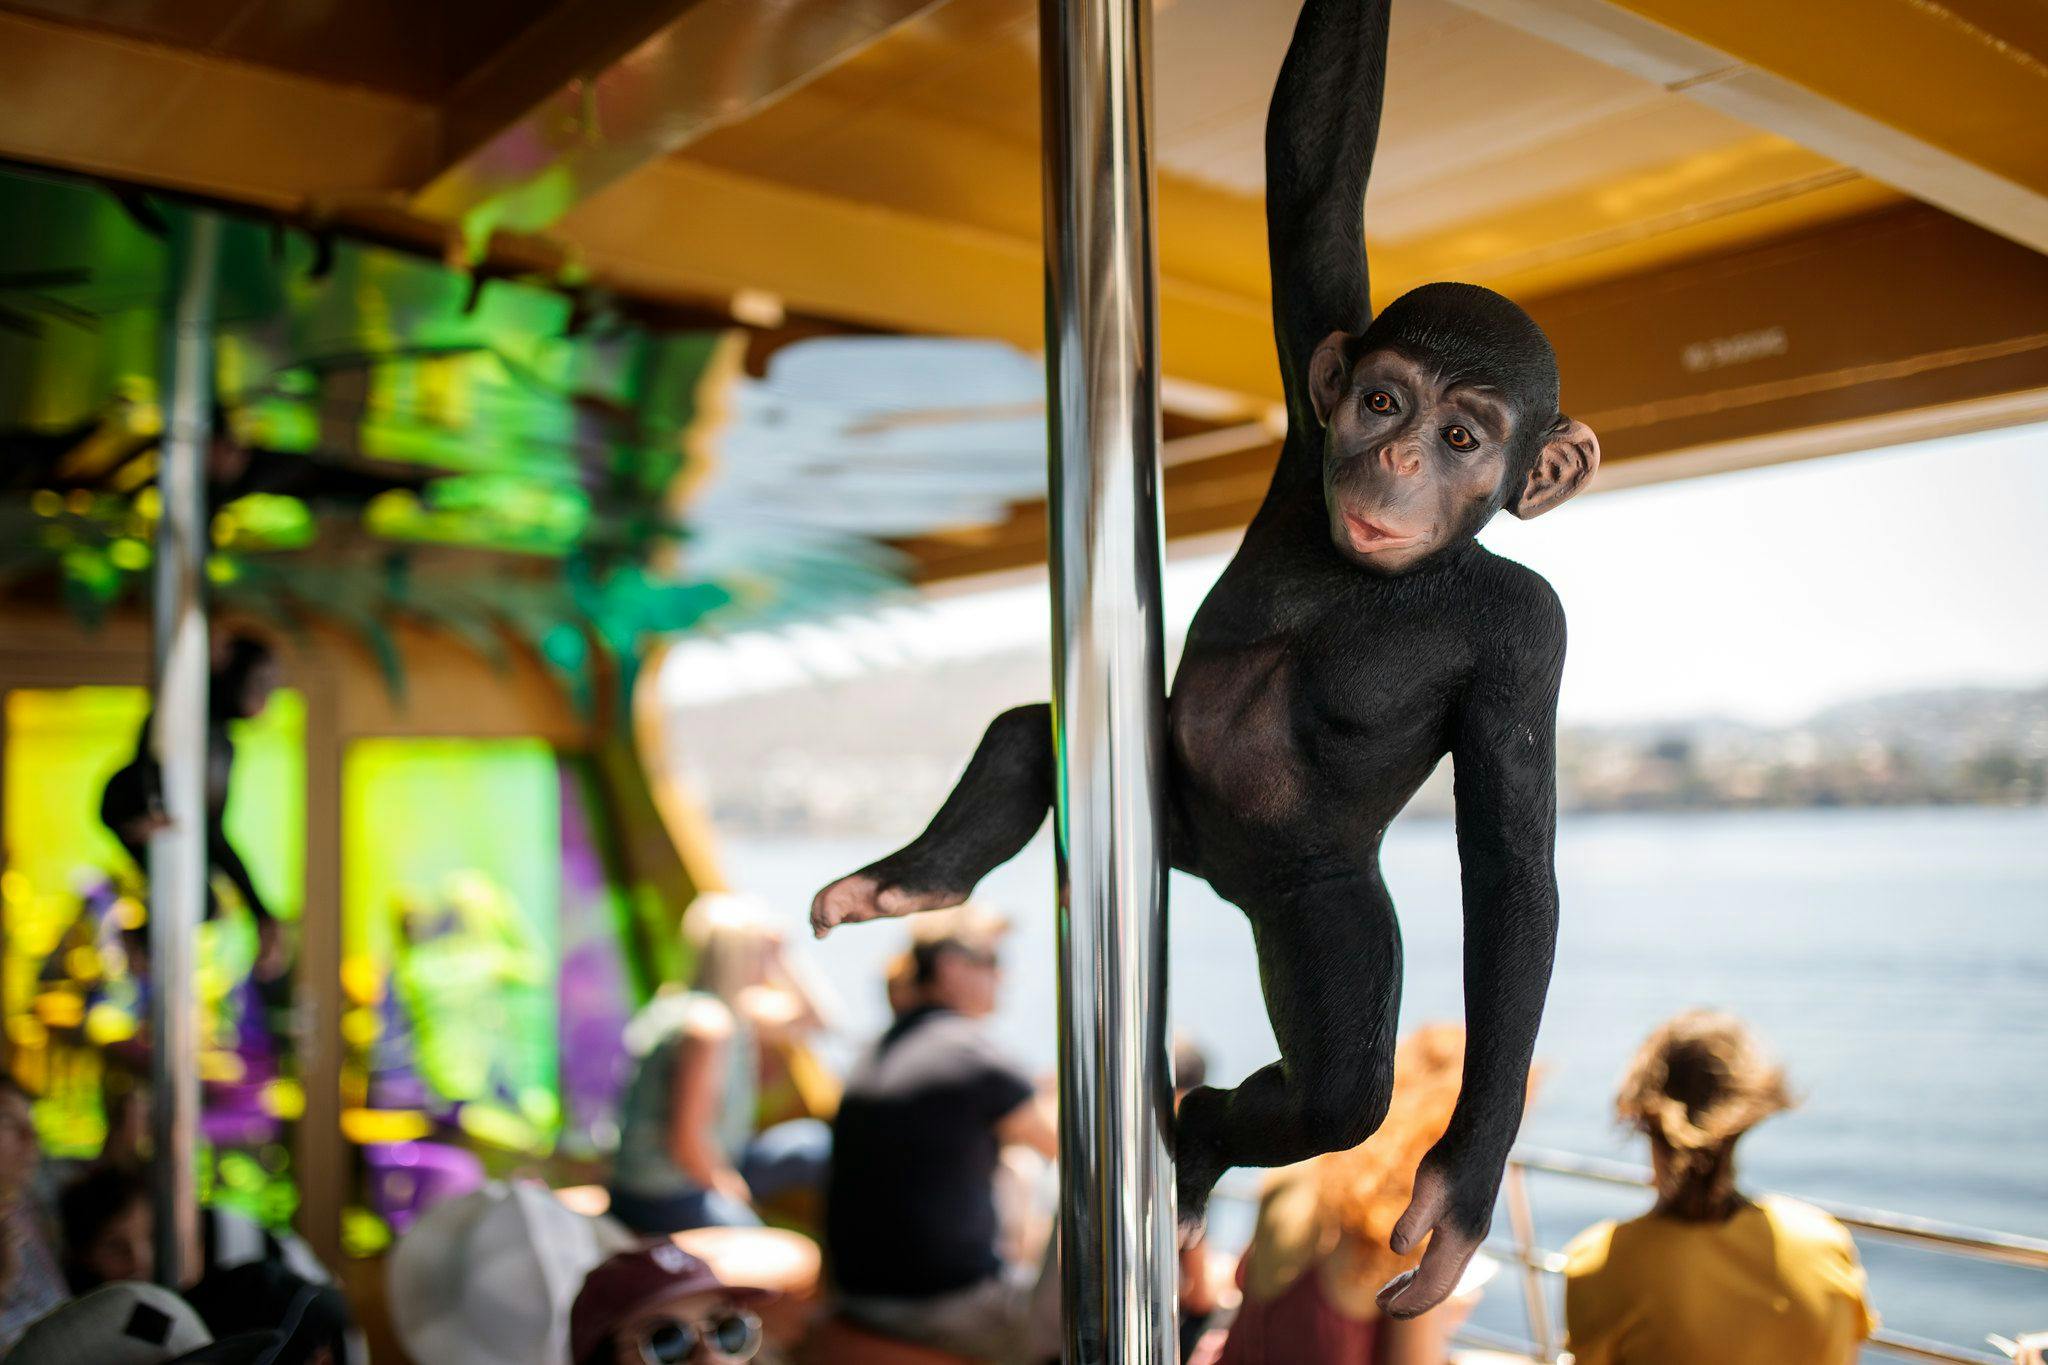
[810,873,967,938]
[810,873,881,938]
[874,884,968,916]
[1388,1165,1451,1255]
[1376,1221,1480,1319]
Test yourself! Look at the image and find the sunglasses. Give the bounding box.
[634,1309,762,1364]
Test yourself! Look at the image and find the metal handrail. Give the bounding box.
[1513,1147,2048,1272]
[1457,1147,2048,1365]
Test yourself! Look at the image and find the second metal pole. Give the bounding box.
[1039,0,1176,1360]
[150,209,220,1289]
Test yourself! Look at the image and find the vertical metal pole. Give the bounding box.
[1039,0,1175,1360]
[150,210,220,1289]
[1505,1162,1559,1361]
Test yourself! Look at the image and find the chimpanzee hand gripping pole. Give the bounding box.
[1039,0,1177,1360]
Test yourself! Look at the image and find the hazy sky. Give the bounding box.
[1478,422,2048,723]
[662,422,2047,725]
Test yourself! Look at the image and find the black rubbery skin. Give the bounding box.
[814,0,1563,1319]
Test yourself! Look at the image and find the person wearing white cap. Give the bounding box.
[386,1180,635,1365]
[1,1281,282,1365]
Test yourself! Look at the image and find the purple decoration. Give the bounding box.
[555,764,633,1147]
[363,1141,486,1233]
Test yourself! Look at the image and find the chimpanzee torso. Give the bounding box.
[1165,486,1533,913]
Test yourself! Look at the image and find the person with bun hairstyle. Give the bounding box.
[1563,1009,1877,1365]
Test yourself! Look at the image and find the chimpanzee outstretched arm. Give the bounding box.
[1380,591,1565,1317]
[1266,0,1392,434]
[812,704,1052,936]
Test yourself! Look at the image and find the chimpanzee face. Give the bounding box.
[1316,347,1518,575]
[1307,326,1600,576]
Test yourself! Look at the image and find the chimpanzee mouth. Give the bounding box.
[1341,511,1426,553]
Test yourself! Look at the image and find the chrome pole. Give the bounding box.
[1039,0,1175,1360]
[150,209,220,1289]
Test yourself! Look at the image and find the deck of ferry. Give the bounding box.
[0,0,2043,1361]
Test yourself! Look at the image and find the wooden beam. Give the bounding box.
[558,156,1285,403]
[431,0,712,176]
[1452,0,2048,253]
[414,0,949,242]
[0,10,437,210]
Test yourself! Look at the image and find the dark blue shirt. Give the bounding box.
[825,1006,1034,1297]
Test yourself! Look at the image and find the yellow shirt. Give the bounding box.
[1564,1195,1878,1365]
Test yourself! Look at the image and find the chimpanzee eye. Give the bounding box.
[1443,425,1478,451]
[1365,390,1397,415]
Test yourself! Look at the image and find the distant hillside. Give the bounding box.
[663,644,2047,836]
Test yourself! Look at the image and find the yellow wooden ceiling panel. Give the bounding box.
[671,0,1895,339]
[1370,101,1833,240]
[1612,0,2048,191]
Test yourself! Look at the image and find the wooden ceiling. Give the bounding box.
[2,0,2043,581]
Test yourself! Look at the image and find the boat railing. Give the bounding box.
[1468,1145,2048,1365]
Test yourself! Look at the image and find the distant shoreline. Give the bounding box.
[673,681,2048,840]
[708,799,2047,842]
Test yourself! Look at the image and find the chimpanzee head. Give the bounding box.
[1307,282,1599,575]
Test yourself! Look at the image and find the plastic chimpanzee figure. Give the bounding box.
[101,631,289,983]
[813,0,1598,1318]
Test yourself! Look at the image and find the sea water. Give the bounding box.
[724,806,2048,1355]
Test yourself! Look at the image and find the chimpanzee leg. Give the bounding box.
[1174,874,1402,1227]
[812,704,1052,937]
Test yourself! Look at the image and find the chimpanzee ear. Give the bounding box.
[1511,416,1600,519]
[1307,331,1353,426]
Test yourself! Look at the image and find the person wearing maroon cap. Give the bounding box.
[570,1243,773,1365]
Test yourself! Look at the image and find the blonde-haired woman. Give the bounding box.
[1564,1009,1877,1365]
[608,894,833,1233]
[1204,1025,1492,1365]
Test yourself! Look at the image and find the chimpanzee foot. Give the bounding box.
[1174,1128,1224,1247]
[810,871,967,939]
[1175,1183,1213,1250]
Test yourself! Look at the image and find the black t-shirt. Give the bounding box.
[826,1006,1035,1298]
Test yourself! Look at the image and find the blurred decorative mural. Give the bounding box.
[336,738,654,1255]
[0,167,1049,1245]
[0,169,1049,706]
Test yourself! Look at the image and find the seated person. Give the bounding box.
[1564,1009,1877,1365]
[60,1164,155,1292]
[570,1244,772,1365]
[610,896,832,1234]
[1207,1025,1490,1365]
[2,1280,283,1365]
[824,906,1059,1361]
[0,1077,65,1354]
[58,1164,333,1307]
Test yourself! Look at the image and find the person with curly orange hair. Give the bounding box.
[1203,1025,1498,1365]
[1563,1010,1877,1365]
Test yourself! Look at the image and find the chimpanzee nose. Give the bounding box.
[1378,442,1420,477]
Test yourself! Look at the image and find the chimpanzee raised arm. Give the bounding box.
[815,0,1598,1319]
